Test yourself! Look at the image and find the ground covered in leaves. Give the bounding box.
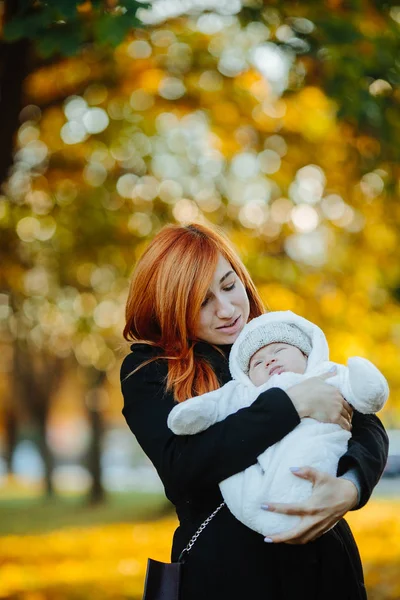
[0,499,398,599]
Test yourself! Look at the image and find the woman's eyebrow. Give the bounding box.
[219,270,234,284]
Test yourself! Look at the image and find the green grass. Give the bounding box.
[0,491,172,536]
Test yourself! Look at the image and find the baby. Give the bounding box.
[168,311,389,537]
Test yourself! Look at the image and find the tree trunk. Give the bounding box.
[87,403,105,504]
[12,339,62,499]
[3,406,18,474]
[86,369,107,505]
[0,1,31,188]
[37,415,55,497]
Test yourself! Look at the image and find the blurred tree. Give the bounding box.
[84,368,107,504]
[2,398,18,475]
[1,0,400,504]
[0,0,31,186]
[11,342,64,496]
[0,0,147,500]
[0,0,147,186]
[245,0,400,173]
[1,1,400,186]
[3,1,148,56]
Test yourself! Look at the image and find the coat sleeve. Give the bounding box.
[120,348,301,498]
[336,410,388,509]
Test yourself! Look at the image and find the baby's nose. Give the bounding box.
[265,358,276,367]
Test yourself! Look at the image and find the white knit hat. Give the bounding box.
[237,322,312,373]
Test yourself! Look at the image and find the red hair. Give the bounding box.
[123,223,265,402]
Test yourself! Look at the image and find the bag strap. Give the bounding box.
[178,501,225,562]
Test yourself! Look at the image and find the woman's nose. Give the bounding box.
[216,297,234,318]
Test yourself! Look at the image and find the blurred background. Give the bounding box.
[1,0,400,598]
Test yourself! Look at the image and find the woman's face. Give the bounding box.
[194,254,250,345]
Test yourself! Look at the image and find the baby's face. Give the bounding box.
[248,342,308,387]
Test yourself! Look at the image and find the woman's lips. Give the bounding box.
[216,315,241,334]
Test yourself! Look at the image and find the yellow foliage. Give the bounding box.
[258,283,305,314]
[283,87,337,140]
[319,289,347,318]
[211,102,240,125]
[252,105,281,132]
[137,69,165,94]
[364,224,398,253]
[329,330,370,362]
[356,135,381,159]
[25,60,102,104]
[0,501,398,598]
[235,70,264,92]
[0,518,175,598]
[346,501,400,600]
[229,230,259,259]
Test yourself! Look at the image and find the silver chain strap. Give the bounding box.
[178,501,225,562]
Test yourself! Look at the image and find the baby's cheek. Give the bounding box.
[249,371,257,385]
[252,369,270,387]
[295,357,307,374]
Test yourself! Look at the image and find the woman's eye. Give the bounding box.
[201,297,210,308]
[224,283,235,292]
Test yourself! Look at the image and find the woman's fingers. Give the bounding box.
[263,471,358,545]
[343,401,354,423]
[343,399,353,415]
[265,511,340,545]
[340,412,352,430]
[341,407,351,420]
[261,467,320,515]
[318,370,353,425]
[338,416,352,431]
[265,523,307,544]
[291,466,319,483]
[266,512,334,544]
[265,517,325,545]
[261,501,310,516]
[263,472,357,544]
[285,524,328,545]
[284,515,340,545]
[341,399,353,420]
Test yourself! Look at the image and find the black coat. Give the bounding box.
[120,342,389,600]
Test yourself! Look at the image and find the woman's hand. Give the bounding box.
[262,466,358,545]
[286,369,353,431]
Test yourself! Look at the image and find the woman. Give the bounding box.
[120,223,388,600]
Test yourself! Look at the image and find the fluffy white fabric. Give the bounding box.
[167,311,389,536]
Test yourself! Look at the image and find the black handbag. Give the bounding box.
[142,501,225,600]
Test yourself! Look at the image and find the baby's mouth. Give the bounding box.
[269,365,284,376]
